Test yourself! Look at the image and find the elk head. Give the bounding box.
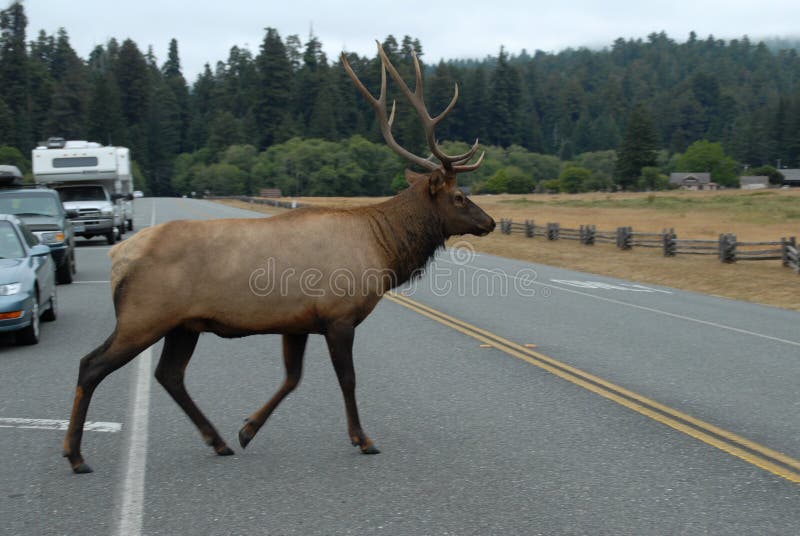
[341,43,496,237]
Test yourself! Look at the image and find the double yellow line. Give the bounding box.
[386,292,800,484]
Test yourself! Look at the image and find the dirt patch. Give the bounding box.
[214,190,800,311]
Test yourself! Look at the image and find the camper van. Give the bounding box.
[32,138,133,244]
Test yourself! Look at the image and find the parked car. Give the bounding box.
[133,190,144,198]
[0,214,57,344]
[0,188,76,283]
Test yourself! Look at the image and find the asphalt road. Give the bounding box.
[1,197,798,536]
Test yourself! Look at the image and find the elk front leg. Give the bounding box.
[63,331,150,474]
[155,327,233,456]
[239,333,307,449]
[325,324,379,454]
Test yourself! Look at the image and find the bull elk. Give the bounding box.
[63,42,495,474]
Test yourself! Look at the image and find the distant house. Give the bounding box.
[669,172,717,190]
[739,175,769,190]
[780,169,800,187]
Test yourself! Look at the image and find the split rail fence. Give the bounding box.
[499,219,799,274]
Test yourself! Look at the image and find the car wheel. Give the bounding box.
[41,291,57,322]
[127,219,133,231]
[56,258,73,284]
[17,298,40,345]
[118,224,126,237]
[106,230,116,245]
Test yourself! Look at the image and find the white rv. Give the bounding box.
[32,138,134,244]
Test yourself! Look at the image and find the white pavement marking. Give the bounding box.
[116,346,153,536]
[0,418,121,432]
[438,258,800,349]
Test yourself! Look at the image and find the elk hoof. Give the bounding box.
[72,462,94,474]
[215,445,235,456]
[238,422,255,449]
[360,443,380,455]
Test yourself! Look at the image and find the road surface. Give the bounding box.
[1,197,798,535]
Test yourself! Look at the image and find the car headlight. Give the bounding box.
[101,207,114,216]
[34,231,65,244]
[0,283,21,296]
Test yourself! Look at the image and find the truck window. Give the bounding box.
[53,157,98,168]
[56,186,106,202]
[0,193,61,217]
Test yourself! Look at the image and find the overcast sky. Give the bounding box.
[23,0,800,82]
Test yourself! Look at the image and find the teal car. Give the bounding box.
[0,214,57,344]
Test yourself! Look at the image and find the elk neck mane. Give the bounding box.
[357,181,446,286]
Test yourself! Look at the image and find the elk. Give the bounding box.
[62,42,495,474]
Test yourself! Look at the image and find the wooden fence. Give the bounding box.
[499,219,799,274]
[205,195,307,209]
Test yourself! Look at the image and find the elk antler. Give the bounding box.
[341,43,484,173]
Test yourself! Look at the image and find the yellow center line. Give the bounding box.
[385,292,800,484]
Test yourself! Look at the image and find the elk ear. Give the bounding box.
[405,169,425,185]
[428,169,448,195]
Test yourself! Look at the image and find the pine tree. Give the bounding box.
[0,1,31,148]
[615,104,658,189]
[487,47,523,147]
[255,28,292,148]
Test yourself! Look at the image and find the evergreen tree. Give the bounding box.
[255,28,292,148]
[615,104,659,189]
[0,1,31,148]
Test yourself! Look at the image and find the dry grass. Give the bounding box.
[214,189,800,311]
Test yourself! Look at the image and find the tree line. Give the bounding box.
[1,1,800,196]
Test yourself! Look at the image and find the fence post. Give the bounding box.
[782,236,796,267]
[662,228,676,257]
[525,220,534,238]
[547,222,559,240]
[500,219,509,234]
[581,224,595,245]
[719,233,736,263]
[616,226,631,250]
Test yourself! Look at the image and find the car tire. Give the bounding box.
[41,291,57,322]
[56,257,73,284]
[17,298,40,345]
[106,230,116,245]
[118,224,126,237]
[127,219,133,231]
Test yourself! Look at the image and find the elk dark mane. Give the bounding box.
[359,183,446,285]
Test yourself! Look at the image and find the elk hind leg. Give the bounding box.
[239,333,307,449]
[325,324,379,454]
[155,327,233,456]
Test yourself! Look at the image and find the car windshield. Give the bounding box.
[0,221,24,259]
[0,193,61,217]
[57,186,106,202]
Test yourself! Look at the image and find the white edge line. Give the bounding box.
[116,346,153,536]
[437,258,800,348]
[0,418,120,432]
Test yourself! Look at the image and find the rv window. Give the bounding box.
[53,156,98,168]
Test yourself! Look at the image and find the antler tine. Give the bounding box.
[341,51,437,171]
[452,151,486,173]
[449,138,481,166]
[378,44,467,170]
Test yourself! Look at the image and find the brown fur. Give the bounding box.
[62,173,494,473]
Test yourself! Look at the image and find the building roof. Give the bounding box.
[669,172,712,184]
[780,169,800,183]
[740,175,769,185]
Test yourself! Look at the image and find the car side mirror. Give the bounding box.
[31,244,51,257]
[66,209,79,218]
[126,193,134,201]
[111,193,124,201]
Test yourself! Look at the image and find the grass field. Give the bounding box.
[216,188,800,311]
